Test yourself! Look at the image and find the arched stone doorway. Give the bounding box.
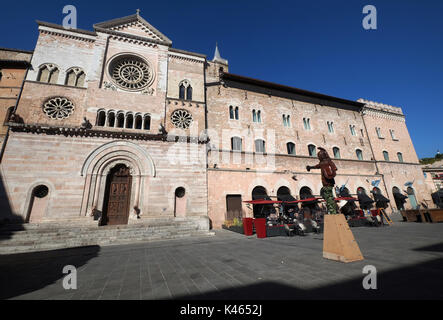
[80,141,156,221]
[252,186,270,217]
[26,185,49,223]
[407,187,418,209]
[101,164,132,225]
[277,186,291,201]
[299,186,313,200]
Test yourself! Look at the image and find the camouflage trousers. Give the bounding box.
[320,186,337,214]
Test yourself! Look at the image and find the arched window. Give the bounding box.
[333,147,340,159]
[397,152,403,162]
[107,111,115,127]
[356,149,363,160]
[179,84,185,99]
[37,64,59,84]
[328,121,334,133]
[252,109,257,122]
[117,112,125,128]
[383,151,389,161]
[186,85,192,101]
[287,142,295,155]
[65,68,86,87]
[308,144,316,157]
[251,186,269,217]
[125,113,134,128]
[135,114,143,129]
[96,110,106,126]
[179,80,192,100]
[257,110,261,123]
[229,106,234,119]
[234,107,239,120]
[143,115,151,130]
[255,139,265,153]
[231,137,242,151]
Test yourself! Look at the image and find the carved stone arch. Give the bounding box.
[38,62,60,72]
[96,155,141,177]
[66,66,85,75]
[179,79,191,88]
[274,179,292,196]
[80,141,156,218]
[81,140,155,177]
[247,178,270,198]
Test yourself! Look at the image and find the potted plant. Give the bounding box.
[222,217,244,234]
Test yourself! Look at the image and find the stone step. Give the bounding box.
[0,227,204,244]
[0,217,213,254]
[0,230,215,254]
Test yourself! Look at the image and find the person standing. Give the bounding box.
[306,147,338,214]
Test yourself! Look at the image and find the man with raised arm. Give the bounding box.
[306,147,338,214]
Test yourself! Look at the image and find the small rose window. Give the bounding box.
[43,97,75,120]
[171,109,193,129]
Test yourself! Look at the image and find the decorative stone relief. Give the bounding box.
[103,81,117,91]
[141,87,155,95]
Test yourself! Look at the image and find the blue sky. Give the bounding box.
[1,0,442,158]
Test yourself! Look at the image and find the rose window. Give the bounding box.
[109,55,153,91]
[171,109,193,129]
[43,97,75,120]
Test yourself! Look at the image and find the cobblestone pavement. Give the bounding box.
[1,221,443,300]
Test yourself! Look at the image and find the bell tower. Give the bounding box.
[206,43,229,82]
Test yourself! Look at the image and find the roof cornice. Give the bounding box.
[93,13,172,45]
[94,27,171,47]
[221,72,364,111]
[36,20,97,37]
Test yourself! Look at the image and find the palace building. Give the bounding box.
[0,12,434,230]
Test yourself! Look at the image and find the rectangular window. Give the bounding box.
[255,140,265,153]
[231,137,242,151]
[350,125,356,136]
[229,106,234,119]
[390,129,397,140]
[287,143,295,155]
[376,127,384,139]
[303,118,311,130]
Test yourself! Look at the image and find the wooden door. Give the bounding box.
[226,195,242,220]
[104,165,132,225]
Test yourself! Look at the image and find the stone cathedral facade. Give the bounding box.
[0,13,433,229]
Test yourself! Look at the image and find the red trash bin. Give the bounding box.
[254,218,267,238]
[242,218,254,236]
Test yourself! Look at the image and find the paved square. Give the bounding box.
[1,222,443,300]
